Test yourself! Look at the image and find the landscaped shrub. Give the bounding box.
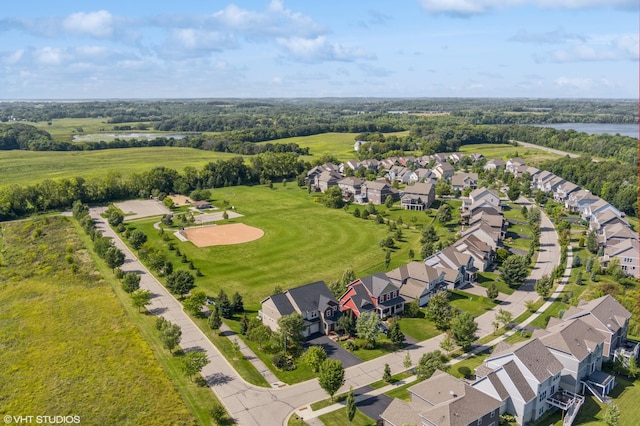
[344,340,358,351]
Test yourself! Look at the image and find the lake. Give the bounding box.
[532,123,638,138]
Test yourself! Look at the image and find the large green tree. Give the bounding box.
[278,313,305,353]
[181,350,210,382]
[500,254,529,288]
[104,246,125,271]
[415,350,447,380]
[318,359,345,401]
[160,321,182,353]
[451,312,478,349]
[131,289,152,312]
[122,272,141,293]
[301,346,327,373]
[166,270,195,297]
[424,291,454,330]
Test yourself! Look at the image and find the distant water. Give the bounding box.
[532,123,638,138]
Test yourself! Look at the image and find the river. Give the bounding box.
[532,123,638,138]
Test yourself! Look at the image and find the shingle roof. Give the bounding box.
[359,272,399,298]
[490,338,563,383]
[266,293,296,316]
[403,182,434,196]
[535,318,605,361]
[387,261,442,285]
[564,295,631,334]
[379,398,423,426]
[285,281,336,314]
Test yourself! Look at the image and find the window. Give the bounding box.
[477,418,482,426]
[539,390,547,402]
[491,411,495,418]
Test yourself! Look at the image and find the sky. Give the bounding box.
[0,0,637,99]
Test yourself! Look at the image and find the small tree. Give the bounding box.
[435,204,452,224]
[495,308,514,329]
[181,350,210,382]
[166,270,195,298]
[535,274,553,299]
[524,299,537,313]
[424,291,453,330]
[403,351,412,369]
[131,289,152,312]
[356,311,381,349]
[388,319,405,346]
[415,350,447,380]
[627,356,639,379]
[451,312,478,349]
[208,305,222,332]
[232,291,244,314]
[183,290,207,317]
[209,405,227,426]
[603,402,620,426]
[338,310,356,338]
[439,330,455,353]
[122,272,141,293]
[105,246,125,271]
[383,363,392,383]
[486,282,499,300]
[302,346,327,373]
[279,313,305,354]
[318,359,345,401]
[160,321,182,353]
[216,290,233,319]
[346,387,356,425]
[384,195,394,208]
[128,230,147,250]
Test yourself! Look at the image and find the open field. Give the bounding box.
[131,183,423,305]
[0,147,238,187]
[0,216,194,425]
[264,131,410,160]
[459,143,561,164]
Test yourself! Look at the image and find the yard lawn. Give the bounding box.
[449,290,497,316]
[449,352,490,379]
[528,300,569,329]
[341,337,398,362]
[399,316,441,342]
[318,407,376,426]
[0,217,194,425]
[476,271,515,295]
[133,182,423,305]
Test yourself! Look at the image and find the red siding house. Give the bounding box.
[339,273,404,318]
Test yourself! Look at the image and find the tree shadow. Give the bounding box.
[206,372,234,386]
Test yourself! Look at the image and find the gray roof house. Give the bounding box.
[260,281,341,338]
[400,182,436,211]
[387,261,447,306]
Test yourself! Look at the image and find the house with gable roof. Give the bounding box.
[602,239,640,278]
[473,338,563,425]
[424,245,476,285]
[260,281,341,338]
[484,158,506,172]
[432,162,455,180]
[339,273,404,318]
[381,370,503,426]
[386,261,448,306]
[400,182,436,211]
[362,180,397,205]
[451,172,478,191]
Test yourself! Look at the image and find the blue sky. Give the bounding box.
[0,0,637,99]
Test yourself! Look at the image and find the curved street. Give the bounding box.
[90,201,561,426]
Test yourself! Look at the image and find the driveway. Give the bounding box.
[305,335,362,368]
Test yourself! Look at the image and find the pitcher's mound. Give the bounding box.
[181,223,264,247]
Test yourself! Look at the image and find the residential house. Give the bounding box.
[562,295,638,363]
[424,245,476,285]
[600,221,638,246]
[432,162,455,180]
[553,181,580,203]
[473,339,563,425]
[452,234,495,272]
[541,176,566,194]
[532,170,555,191]
[337,176,364,201]
[400,182,436,211]
[506,157,526,173]
[582,198,623,223]
[260,281,341,337]
[315,170,342,192]
[462,187,501,212]
[381,370,503,426]
[591,210,629,232]
[533,318,608,398]
[484,158,506,172]
[431,153,450,164]
[451,172,479,192]
[354,140,366,151]
[386,261,447,306]
[565,189,599,213]
[363,180,397,205]
[339,273,404,318]
[603,239,640,279]
[409,168,436,184]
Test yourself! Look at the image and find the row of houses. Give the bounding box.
[381,294,639,426]
[260,186,507,337]
[500,158,638,279]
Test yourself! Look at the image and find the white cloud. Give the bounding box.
[509,28,586,44]
[420,0,637,16]
[33,47,66,65]
[170,29,238,52]
[277,36,375,63]
[535,33,638,62]
[63,10,114,38]
[3,49,24,65]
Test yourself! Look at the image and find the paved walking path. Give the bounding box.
[90,199,563,426]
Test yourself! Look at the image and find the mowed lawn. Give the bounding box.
[134,183,422,305]
[0,147,238,186]
[459,143,561,164]
[0,217,193,425]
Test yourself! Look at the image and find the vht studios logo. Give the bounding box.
[3,416,81,424]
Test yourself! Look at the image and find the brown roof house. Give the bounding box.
[363,180,398,205]
[401,182,436,211]
[380,370,503,426]
[451,172,478,191]
[386,261,448,306]
[260,281,341,338]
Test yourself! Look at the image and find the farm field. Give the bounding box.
[0,147,238,187]
[0,216,193,425]
[130,183,423,305]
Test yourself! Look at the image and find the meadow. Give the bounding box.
[0,216,194,425]
[0,147,238,186]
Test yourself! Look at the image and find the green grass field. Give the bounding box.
[133,183,423,305]
[0,147,238,187]
[0,216,194,425]
[459,143,561,164]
